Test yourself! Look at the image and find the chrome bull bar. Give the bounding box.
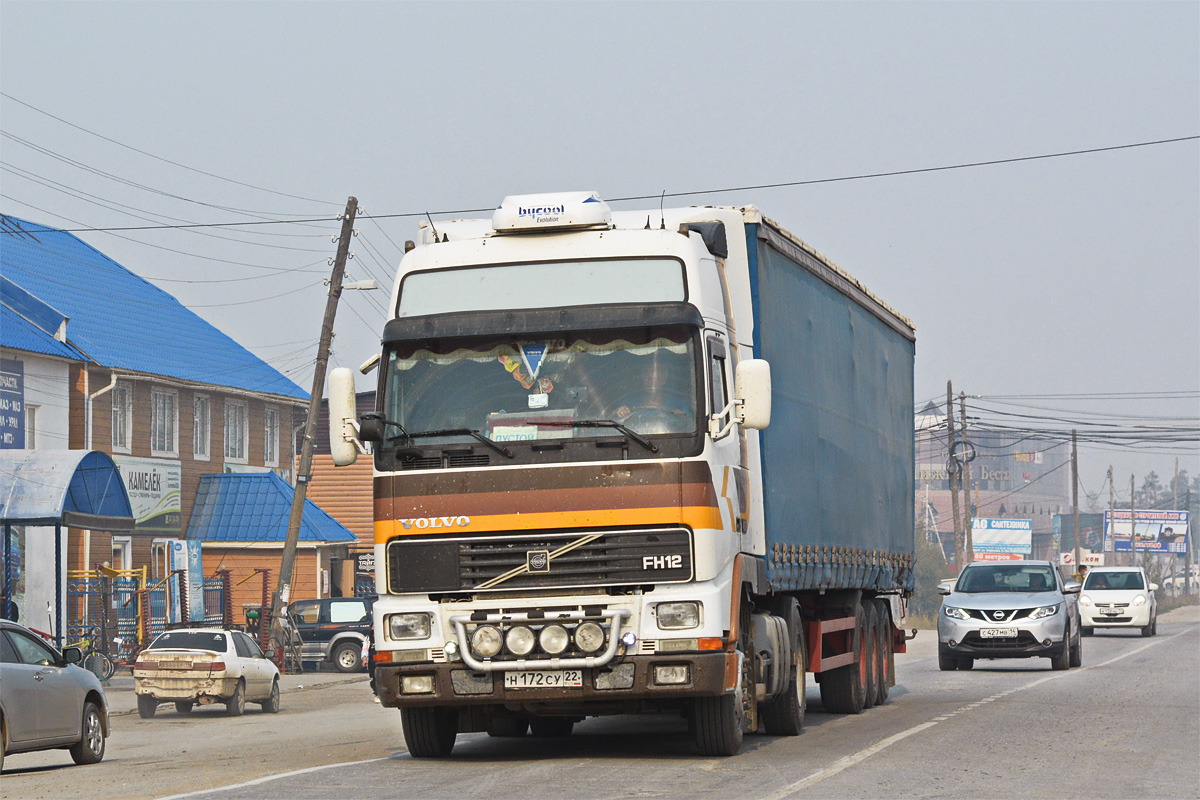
[450,609,631,673]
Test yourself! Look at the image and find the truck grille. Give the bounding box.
[387,527,693,594]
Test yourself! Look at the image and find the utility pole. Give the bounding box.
[1071,430,1080,579]
[947,381,963,573]
[959,392,974,564]
[269,196,358,661]
[1129,474,1137,569]
[1187,488,1194,597]
[1172,458,1180,595]
[1107,466,1115,567]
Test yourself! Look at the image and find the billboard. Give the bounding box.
[0,359,25,449]
[972,518,1032,561]
[114,456,182,532]
[1104,509,1190,554]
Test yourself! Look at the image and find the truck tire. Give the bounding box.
[874,599,892,704]
[693,691,744,756]
[761,600,806,736]
[820,603,867,714]
[401,706,458,758]
[862,602,880,709]
[529,717,574,737]
[332,641,362,673]
[137,695,158,719]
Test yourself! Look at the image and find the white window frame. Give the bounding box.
[263,405,280,468]
[111,535,132,570]
[193,395,211,461]
[25,404,38,450]
[151,387,179,457]
[111,381,133,453]
[224,398,248,463]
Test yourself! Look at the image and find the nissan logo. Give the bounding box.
[992,611,1004,620]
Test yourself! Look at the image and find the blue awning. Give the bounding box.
[0,450,135,530]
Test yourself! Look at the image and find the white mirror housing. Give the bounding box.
[328,367,361,466]
[735,359,772,430]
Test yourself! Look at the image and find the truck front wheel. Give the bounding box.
[401,706,458,758]
[693,690,744,756]
[761,600,806,736]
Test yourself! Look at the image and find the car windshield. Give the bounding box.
[956,564,1058,593]
[1084,571,1145,590]
[146,631,228,652]
[378,326,699,448]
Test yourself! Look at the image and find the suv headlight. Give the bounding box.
[387,612,432,640]
[943,606,971,621]
[1028,604,1060,620]
[656,602,701,630]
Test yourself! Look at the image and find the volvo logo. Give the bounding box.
[527,550,550,573]
[398,516,470,530]
[992,610,1005,620]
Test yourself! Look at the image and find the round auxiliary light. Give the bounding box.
[506,625,536,656]
[574,622,606,654]
[539,624,570,655]
[470,625,502,658]
[621,631,637,648]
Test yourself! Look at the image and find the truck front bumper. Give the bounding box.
[377,652,734,709]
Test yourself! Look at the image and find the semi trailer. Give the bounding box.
[327,191,915,757]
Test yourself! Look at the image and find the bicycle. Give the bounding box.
[30,625,116,681]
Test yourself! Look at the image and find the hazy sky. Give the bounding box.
[2,2,1197,500]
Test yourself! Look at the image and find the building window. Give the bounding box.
[193,395,210,460]
[151,387,179,456]
[111,381,132,452]
[224,399,248,462]
[264,406,280,467]
[25,405,38,450]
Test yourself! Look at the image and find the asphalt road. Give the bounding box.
[4,606,1197,800]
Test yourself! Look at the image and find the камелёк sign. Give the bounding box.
[114,456,182,532]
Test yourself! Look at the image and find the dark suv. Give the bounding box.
[288,597,373,673]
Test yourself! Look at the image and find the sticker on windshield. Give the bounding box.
[528,393,549,409]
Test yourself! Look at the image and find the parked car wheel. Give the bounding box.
[69,701,106,765]
[260,679,281,714]
[137,695,158,719]
[175,701,194,714]
[225,679,246,717]
[332,642,362,673]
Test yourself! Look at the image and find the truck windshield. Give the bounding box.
[378,326,699,450]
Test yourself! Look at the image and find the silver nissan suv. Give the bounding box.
[937,560,1082,671]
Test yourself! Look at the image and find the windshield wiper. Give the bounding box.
[402,428,515,459]
[570,419,658,453]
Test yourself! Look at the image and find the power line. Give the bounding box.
[21,134,1198,233]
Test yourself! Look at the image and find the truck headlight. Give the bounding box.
[470,625,502,658]
[942,606,971,621]
[574,622,606,653]
[656,602,701,630]
[388,612,432,640]
[1028,604,1060,620]
[506,625,536,656]
[539,624,570,655]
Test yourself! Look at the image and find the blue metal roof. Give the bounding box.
[0,215,307,400]
[0,303,87,361]
[186,473,356,544]
[0,450,134,527]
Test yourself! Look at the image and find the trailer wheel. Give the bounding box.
[862,602,880,709]
[761,600,806,736]
[874,600,892,704]
[820,603,867,714]
[401,706,458,758]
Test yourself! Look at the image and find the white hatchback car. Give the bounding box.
[1078,567,1158,637]
[133,628,281,717]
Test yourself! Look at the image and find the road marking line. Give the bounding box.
[759,628,1192,800]
[154,757,392,799]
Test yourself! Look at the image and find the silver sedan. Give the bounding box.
[1,620,109,771]
[937,560,1083,671]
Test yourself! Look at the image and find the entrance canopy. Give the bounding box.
[0,449,134,530]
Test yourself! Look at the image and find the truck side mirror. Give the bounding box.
[329,367,362,466]
[735,359,772,430]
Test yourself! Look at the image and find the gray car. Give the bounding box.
[0,620,109,771]
[937,560,1083,671]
